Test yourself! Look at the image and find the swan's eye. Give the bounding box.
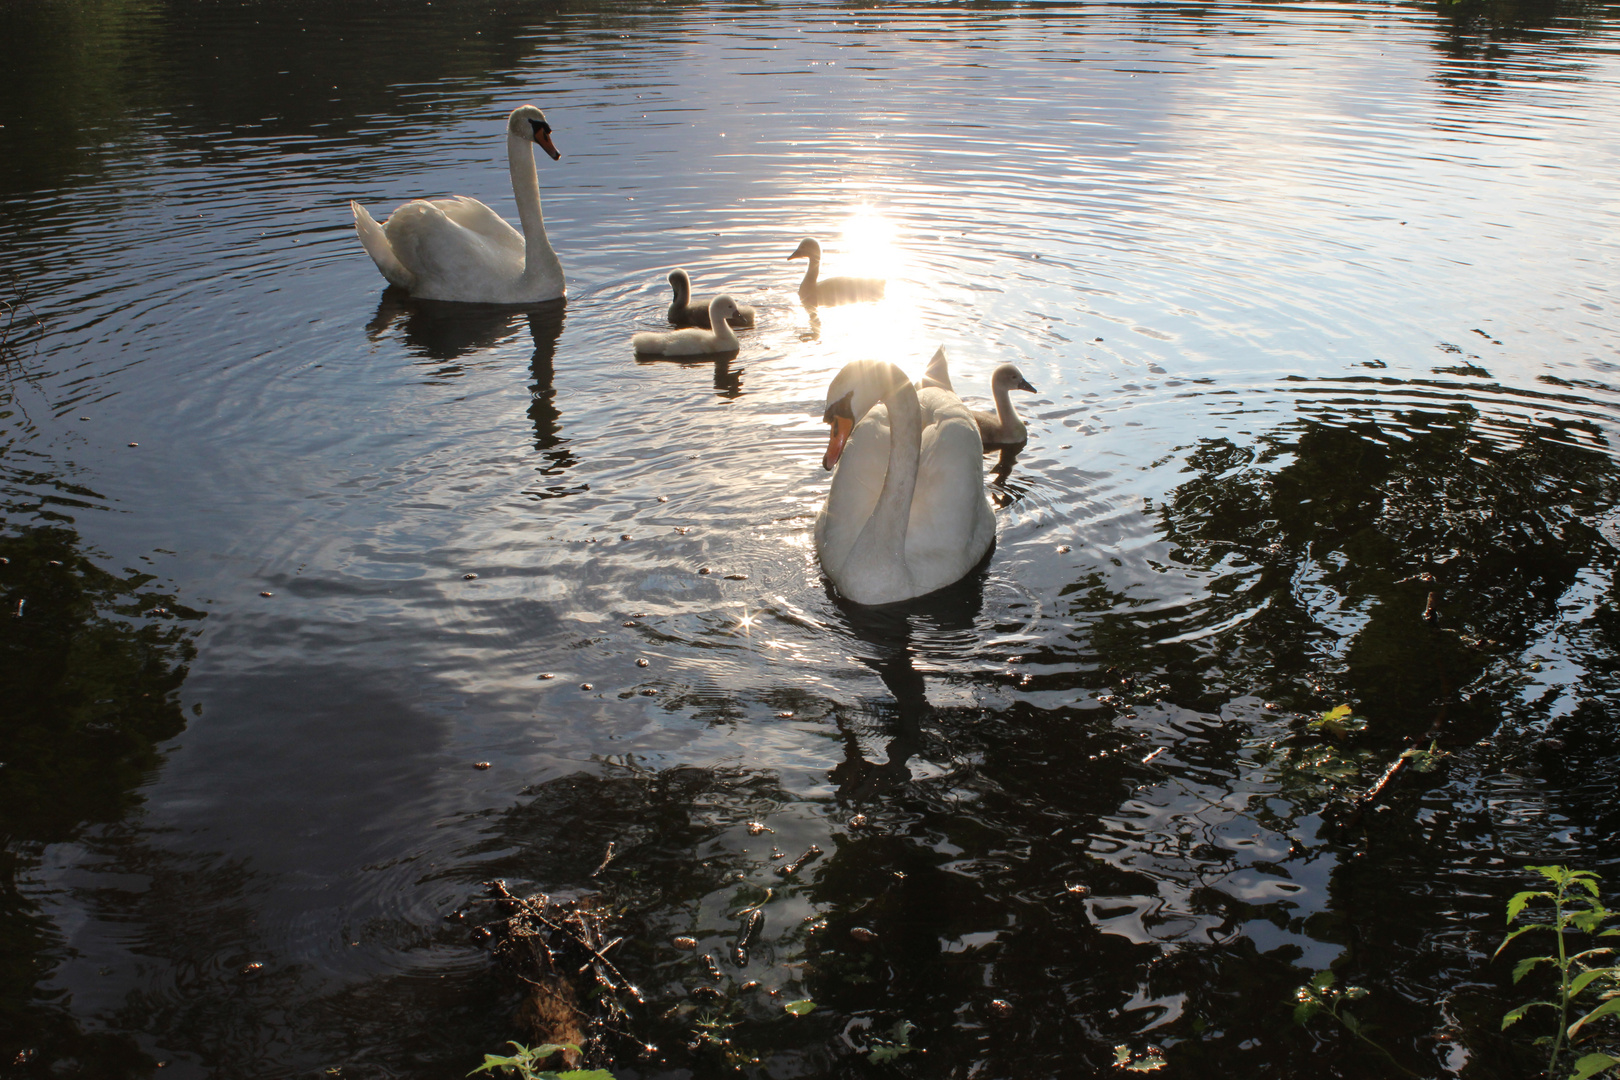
[822,390,855,424]
[528,118,551,136]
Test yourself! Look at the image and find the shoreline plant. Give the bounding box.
[1497,865,1620,1080]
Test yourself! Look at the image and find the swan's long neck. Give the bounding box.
[798,254,820,294]
[508,132,561,281]
[851,372,922,577]
[710,305,740,350]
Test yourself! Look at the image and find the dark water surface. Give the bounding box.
[4,1,1620,1076]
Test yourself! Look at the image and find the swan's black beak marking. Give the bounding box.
[529,118,561,161]
[821,391,856,472]
[1018,377,1037,393]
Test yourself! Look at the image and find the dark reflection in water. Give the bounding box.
[0,525,201,1072]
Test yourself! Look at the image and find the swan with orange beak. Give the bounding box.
[813,358,995,605]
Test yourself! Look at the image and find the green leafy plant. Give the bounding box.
[1293,971,1421,1078]
[1307,704,1368,741]
[468,1042,613,1080]
[865,1020,917,1064]
[1498,865,1620,1080]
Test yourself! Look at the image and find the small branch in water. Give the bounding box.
[592,841,617,877]
[775,845,823,877]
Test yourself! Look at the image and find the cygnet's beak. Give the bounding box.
[1017,376,1037,393]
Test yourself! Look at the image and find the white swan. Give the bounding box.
[788,238,885,307]
[667,269,756,328]
[350,105,565,304]
[814,359,995,605]
[632,296,743,356]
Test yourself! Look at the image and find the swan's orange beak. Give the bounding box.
[535,129,561,161]
[822,414,853,471]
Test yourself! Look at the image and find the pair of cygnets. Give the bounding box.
[630,236,886,357]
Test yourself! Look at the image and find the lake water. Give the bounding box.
[4,1,1620,1076]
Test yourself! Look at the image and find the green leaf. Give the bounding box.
[1568,995,1620,1038]
[1496,924,1544,956]
[1514,955,1554,984]
[1503,1001,1556,1030]
[1570,968,1613,998]
[783,999,816,1016]
[1341,1010,1362,1035]
[1568,1052,1620,1080]
[1509,891,1553,923]
[1293,1000,1322,1026]
[1310,971,1336,992]
[556,1072,615,1080]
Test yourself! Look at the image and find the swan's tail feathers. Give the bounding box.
[920,345,954,392]
[350,201,416,291]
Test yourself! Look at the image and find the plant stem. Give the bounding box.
[1551,877,1571,1077]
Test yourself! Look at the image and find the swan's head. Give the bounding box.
[992,363,1037,394]
[710,295,742,323]
[788,237,822,262]
[820,360,907,471]
[507,105,561,161]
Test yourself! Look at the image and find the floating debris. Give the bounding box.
[473,761,491,770]
[580,683,594,691]
[775,711,794,718]
[849,926,878,943]
[700,954,723,981]
[692,984,723,1002]
[592,841,617,877]
[128,442,139,447]
[657,496,669,503]
[733,908,764,967]
[463,573,478,580]
[239,962,263,975]
[698,567,711,575]
[623,620,637,627]
[1056,545,1071,553]
[640,688,656,696]
[775,845,823,877]
[471,880,639,1072]
[849,814,868,828]
[672,936,698,951]
[620,534,633,541]
[724,574,748,580]
[1065,881,1090,896]
[538,673,555,680]
[260,591,273,598]
[636,658,649,667]
[746,822,774,835]
[988,998,1014,1016]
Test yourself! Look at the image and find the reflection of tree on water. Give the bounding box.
[0,524,202,1072]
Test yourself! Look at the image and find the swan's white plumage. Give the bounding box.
[350,105,564,304]
[814,360,995,605]
[632,296,743,355]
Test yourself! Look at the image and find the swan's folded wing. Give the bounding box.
[906,408,995,586]
[429,196,525,256]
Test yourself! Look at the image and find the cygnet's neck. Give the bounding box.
[798,254,821,294]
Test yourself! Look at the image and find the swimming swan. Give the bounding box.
[916,348,1037,449]
[814,359,995,605]
[667,269,756,328]
[632,296,744,356]
[350,105,565,304]
[788,238,885,307]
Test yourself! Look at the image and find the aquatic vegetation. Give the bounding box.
[1497,865,1620,1080]
[1293,971,1422,1078]
[468,1042,613,1080]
